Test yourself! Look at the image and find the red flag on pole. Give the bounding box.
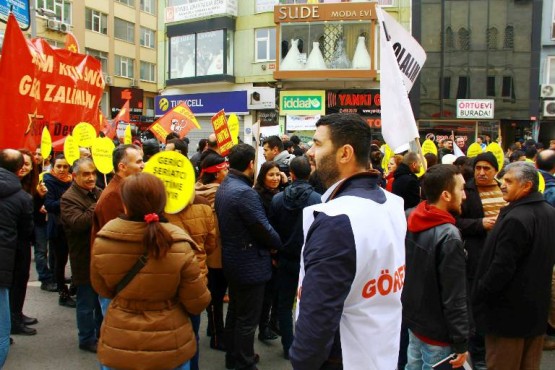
[148,102,200,143]
[102,100,129,139]
[64,32,80,53]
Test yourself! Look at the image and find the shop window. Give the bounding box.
[456,76,470,99]
[169,29,233,79]
[279,21,372,71]
[487,76,496,97]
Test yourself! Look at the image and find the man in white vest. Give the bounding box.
[289,113,406,370]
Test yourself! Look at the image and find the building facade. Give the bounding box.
[539,0,555,145]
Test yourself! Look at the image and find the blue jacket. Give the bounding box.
[43,173,72,239]
[215,169,281,285]
[540,170,555,207]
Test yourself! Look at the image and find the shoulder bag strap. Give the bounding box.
[115,253,148,295]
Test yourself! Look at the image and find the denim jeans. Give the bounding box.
[405,330,453,370]
[99,296,111,316]
[100,361,190,370]
[0,288,11,368]
[190,314,200,370]
[76,284,102,346]
[34,224,53,283]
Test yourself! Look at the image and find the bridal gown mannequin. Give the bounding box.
[305,42,327,70]
[330,37,351,69]
[280,39,304,70]
[352,35,371,69]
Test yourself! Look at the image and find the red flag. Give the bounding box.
[0,14,104,151]
[64,32,80,53]
[211,110,233,157]
[102,100,129,139]
[148,102,200,143]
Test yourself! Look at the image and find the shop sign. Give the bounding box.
[280,90,325,116]
[155,91,248,116]
[0,0,30,30]
[258,110,278,126]
[165,0,237,23]
[110,87,143,117]
[275,2,376,23]
[247,88,276,109]
[326,89,381,116]
[456,99,494,119]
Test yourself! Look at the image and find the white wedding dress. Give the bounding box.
[280,39,304,70]
[305,42,327,70]
[352,36,371,69]
[330,37,351,69]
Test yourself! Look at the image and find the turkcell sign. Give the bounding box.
[280,90,325,116]
[155,91,248,116]
[456,99,494,119]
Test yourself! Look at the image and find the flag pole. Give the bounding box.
[409,137,427,172]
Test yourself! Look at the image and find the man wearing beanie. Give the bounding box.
[455,151,506,370]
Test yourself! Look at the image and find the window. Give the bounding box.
[552,6,555,40]
[85,8,108,34]
[255,28,276,62]
[86,48,108,74]
[140,0,155,14]
[502,76,515,100]
[548,57,555,84]
[115,55,134,78]
[115,18,135,43]
[169,29,233,79]
[140,27,155,49]
[36,0,72,24]
[456,76,470,99]
[487,76,496,97]
[115,0,134,6]
[440,76,450,99]
[140,61,156,82]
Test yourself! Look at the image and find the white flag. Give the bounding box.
[377,7,427,152]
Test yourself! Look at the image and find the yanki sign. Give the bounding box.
[279,90,325,116]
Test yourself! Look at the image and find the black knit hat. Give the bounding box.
[473,152,499,171]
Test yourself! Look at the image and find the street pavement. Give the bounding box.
[3,269,555,369]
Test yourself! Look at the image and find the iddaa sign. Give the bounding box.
[280,90,325,116]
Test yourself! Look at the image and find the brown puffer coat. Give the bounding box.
[166,194,216,284]
[194,182,222,269]
[91,218,211,370]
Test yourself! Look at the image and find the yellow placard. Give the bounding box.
[538,172,545,193]
[486,142,504,171]
[63,135,80,165]
[381,144,394,174]
[421,139,438,156]
[143,151,195,214]
[124,124,132,145]
[466,143,483,158]
[91,137,115,174]
[40,127,52,158]
[228,114,240,145]
[72,122,97,148]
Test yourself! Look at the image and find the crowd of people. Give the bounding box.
[0,113,555,370]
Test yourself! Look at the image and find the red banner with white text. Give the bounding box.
[0,14,105,151]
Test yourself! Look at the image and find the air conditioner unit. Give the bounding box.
[46,19,59,31]
[540,84,555,98]
[103,74,112,85]
[543,101,555,117]
[59,23,70,33]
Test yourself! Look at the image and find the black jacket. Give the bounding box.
[269,180,321,263]
[0,168,34,288]
[43,173,71,239]
[472,192,555,337]
[392,163,420,209]
[403,222,469,353]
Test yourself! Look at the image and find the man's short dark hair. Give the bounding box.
[197,139,208,153]
[421,164,461,204]
[402,152,420,166]
[315,113,371,168]
[284,141,294,151]
[537,149,555,172]
[290,135,301,145]
[113,144,139,173]
[290,156,311,180]
[263,135,284,152]
[167,138,188,157]
[0,149,24,173]
[525,146,537,160]
[228,144,255,172]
